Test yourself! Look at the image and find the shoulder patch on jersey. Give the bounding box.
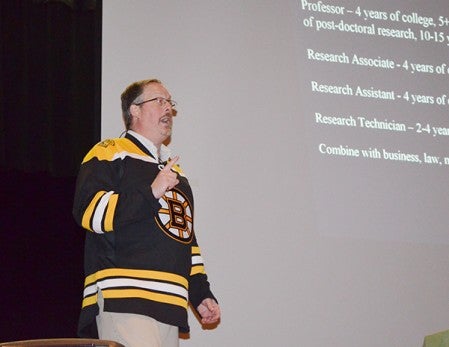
[98,139,116,148]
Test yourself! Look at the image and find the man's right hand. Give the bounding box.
[151,156,180,199]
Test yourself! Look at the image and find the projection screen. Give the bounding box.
[102,1,449,346]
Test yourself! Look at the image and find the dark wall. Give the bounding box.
[0,171,84,341]
[0,0,101,341]
[0,0,101,175]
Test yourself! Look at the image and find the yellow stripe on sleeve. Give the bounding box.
[191,246,201,254]
[104,193,118,231]
[81,191,106,231]
[190,264,206,276]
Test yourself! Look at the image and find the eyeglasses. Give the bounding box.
[134,97,177,108]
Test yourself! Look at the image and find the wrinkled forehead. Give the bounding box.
[143,82,171,99]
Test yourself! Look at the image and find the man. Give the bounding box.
[72,78,220,347]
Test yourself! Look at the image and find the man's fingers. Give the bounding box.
[163,156,179,171]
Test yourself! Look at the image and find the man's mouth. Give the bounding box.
[160,115,172,126]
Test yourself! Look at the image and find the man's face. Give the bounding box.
[131,82,175,145]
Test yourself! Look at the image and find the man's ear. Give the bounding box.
[130,104,140,118]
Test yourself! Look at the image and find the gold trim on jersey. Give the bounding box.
[82,138,158,164]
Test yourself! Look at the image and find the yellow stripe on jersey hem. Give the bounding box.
[84,268,188,289]
[81,288,187,309]
[103,288,188,308]
[82,293,97,308]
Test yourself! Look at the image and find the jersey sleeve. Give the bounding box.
[188,241,218,309]
[72,143,160,234]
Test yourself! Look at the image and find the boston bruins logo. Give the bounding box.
[155,188,193,243]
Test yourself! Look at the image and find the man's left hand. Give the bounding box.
[197,298,221,325]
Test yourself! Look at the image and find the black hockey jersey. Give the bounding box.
[72,133,216,337]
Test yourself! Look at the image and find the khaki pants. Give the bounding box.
[96,291,179,347]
